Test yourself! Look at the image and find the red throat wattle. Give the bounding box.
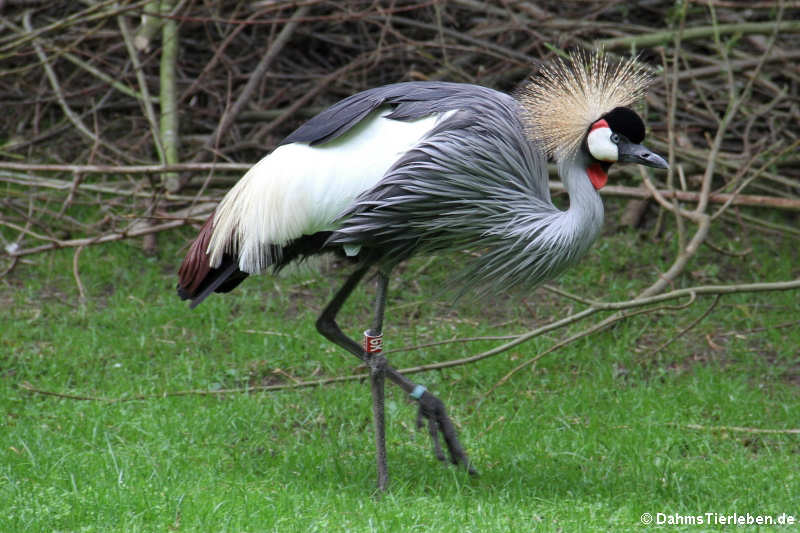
[587,163,608,190]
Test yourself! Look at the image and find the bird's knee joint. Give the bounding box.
[368,354,387,374]
[315,315,337,340]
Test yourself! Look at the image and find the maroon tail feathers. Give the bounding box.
[177,211,248,308]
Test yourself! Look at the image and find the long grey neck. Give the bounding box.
[474,148,606,290]
[554,150,605,262]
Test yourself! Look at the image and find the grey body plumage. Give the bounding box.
[277,80,602,292]
[325,82,603,291]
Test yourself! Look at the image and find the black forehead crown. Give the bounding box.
[602,107,645,144]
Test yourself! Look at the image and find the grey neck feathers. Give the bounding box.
[450,150,604,294]
[435,148,605,294]
[555,150,605,262]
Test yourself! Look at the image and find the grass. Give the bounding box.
[2,202,799,532]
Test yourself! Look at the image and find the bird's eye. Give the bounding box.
[610,133,620,144]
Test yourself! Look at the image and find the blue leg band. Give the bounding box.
[410,385,427,400]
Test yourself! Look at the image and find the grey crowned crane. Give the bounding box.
[177,50,668,490]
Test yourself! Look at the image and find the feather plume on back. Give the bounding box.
[518,50,653,162]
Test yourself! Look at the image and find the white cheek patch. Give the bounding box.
[587,124,618,162]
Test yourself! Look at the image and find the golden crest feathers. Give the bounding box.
[518,49,653,161]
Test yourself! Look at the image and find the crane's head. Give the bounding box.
[519,49,667,189]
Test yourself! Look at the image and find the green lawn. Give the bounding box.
[2,206,799,532]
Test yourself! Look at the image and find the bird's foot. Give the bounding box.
[415,390,477,475]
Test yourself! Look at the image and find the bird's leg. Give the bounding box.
[316,260,390,490]
[365,271,389,491]
[316,262,475,489]
[367,275,474,475]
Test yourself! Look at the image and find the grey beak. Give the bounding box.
[618,141,668,169]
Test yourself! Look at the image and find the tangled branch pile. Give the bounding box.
[1,0,798,283]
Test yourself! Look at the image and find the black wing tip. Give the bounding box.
[177,283,190,300]
[176,283,205,309]
[181,261,240,310]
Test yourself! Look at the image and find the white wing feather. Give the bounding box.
[207,108,452,273]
